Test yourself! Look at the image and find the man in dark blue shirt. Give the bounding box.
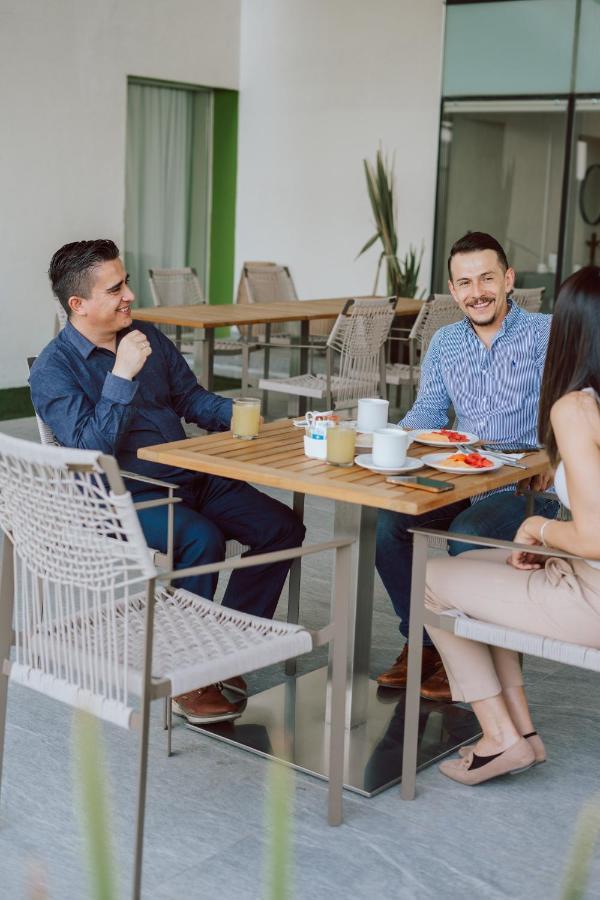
[30,239,305,724]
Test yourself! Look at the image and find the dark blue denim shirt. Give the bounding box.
[29,321,233,492]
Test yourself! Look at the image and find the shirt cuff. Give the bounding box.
[102,372,139,405]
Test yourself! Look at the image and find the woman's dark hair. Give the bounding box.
[538,265,600,465]
[447,231,509,279]
[49,239,120,316]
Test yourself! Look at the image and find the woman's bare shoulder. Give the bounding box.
[551,390,600,433]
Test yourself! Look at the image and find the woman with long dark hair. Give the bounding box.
[423,266,600,785]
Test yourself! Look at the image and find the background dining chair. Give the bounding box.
[258,297,396,414]
[399,526,594,801]
[385,294,463,407]
[0,433,353,898]
[148,267,259,391]
[511,286,545,313]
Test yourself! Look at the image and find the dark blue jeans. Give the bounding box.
[376,492,559,647]
[134,475,306,619]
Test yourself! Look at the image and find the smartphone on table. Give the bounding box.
[386,475,455,493]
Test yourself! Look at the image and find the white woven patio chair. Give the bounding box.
[399,527,595,801]
[385,294,464,406]
[511,286,545,313]
[258,297,396,415]
[149,267,259,392]
[0,434,353,898]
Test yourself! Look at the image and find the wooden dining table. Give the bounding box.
[139,421,550,795]
[132,296,423,391]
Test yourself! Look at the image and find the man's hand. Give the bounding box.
[519,470,554,494]
[112,330,152,380]
[507,515,548,570]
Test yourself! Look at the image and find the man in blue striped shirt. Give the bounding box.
[376,232,558,700]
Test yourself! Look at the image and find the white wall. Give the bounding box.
[0,0,240,389]
[235,0,444,301]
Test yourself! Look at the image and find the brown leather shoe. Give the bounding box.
[377,645,443,689]
[222,675,247,697]
[419,662,452,702]
[172,684,242,724]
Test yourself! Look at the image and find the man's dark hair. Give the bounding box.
[49,239,120,316]
[447,231,509,280]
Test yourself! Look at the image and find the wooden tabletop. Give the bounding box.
[138,419,550,516]
[132,296,424,329]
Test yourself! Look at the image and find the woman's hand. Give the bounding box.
[508,515,548,570]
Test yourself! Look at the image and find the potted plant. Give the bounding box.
[358,148,424,299]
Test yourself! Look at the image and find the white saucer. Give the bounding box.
[354,454,424,475]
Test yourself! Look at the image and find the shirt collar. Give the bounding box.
[462,297,522,346]
[63,320,134,359]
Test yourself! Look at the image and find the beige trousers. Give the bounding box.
[424,549,600,703]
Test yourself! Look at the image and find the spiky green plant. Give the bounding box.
[358,148,424,298]
[560,799,600,900]
[72,711,119,900]
[264,763,293,900]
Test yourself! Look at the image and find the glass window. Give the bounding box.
[433,99,568,308]
[562,99,600,279]
[576,0,600,93]
[443,0,576,97]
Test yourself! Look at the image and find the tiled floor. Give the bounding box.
[1,414,600,899]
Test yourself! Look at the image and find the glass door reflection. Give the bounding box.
[433,99,568,310]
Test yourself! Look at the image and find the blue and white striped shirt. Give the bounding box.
[401,300,551,476]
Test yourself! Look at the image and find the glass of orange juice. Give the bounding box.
[232,397,261,440]
[326,422,356,466]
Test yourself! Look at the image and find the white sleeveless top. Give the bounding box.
[553,387,600,569]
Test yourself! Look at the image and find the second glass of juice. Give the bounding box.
[326,422,356,466]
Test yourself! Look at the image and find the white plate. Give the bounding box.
[412,429,479,447]
[354,454,424,475]
[421,451,503,475]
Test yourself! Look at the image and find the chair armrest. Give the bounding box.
[120,470,179,491]
[408,526,584,562]
[157,536,355,583]
[133,497,181,512]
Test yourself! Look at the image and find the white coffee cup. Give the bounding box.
[357,398,389,433]
[372,427,413,468]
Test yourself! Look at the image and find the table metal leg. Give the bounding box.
[285,491,305,677]
[198,329,214,391]
[330,502,377,729]
[298,321,309,416]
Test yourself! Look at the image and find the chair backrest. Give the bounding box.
[0,433,155,727]
[410,294,464,358]
[53,302,68,336]
[238,263,297,337]
[327,298,396,405]
[27,357,60,446]
[148,267,206,307]
[511,287,545,313]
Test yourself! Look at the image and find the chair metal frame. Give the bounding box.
[0,435,354,900]
[148,267,259,392]
[400,526,593,801]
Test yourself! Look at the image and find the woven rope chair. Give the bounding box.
[149,267,259,392]
[511,286,545,313]
[0,434,353,897]
[399,526,594,801]
[386,294,464,405]
[258,297,396,414]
